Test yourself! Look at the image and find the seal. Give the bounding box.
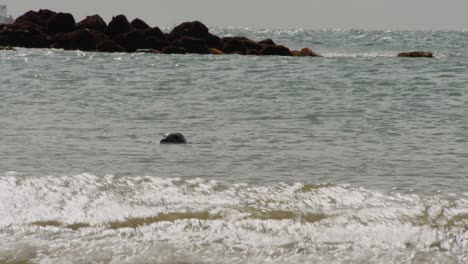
[160,132,187,144]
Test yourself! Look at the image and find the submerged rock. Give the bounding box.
[398,51,433,58]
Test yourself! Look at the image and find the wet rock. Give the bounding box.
[169,21,221,50]
[131,18,150,30]
[172,36,210,54]
[260,45,292,56]
[246,49,261,55]
[14,9,57,29]
[398,51,433,58]
[52,29,124,52]
[105,15,133,38]
[161,46,187,54]
[52,29,97,51]
[169,21,209,39]
[96,39,125,53]
[47,12,76,34]
[0,25,51,48]
[242,39,263,51]
[209,48,224,55]
[292,48,321,57]
[114,29,170,52]
[113,30,146,52]
[258,38,276,46]
[222,37,247,54]
[76,15,107,33]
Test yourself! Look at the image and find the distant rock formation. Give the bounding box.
[397,51,433,58]
[0,9,323,57]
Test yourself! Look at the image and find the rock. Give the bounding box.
[203,32,222,50]
[105,15,133,38]
[260,45,292,56]
[246,49,261,55]
[52,29,124,52]
[142,27,165,39]
[131,18,150,30]
[47,12,76,34]
[76,15,107,33]
[398,51,433,58]
[209,48,224,55]
[96,39,125,53]
[114,29,170,52]
[0,25,51,48]
[292,48,321,57]
[113,30,146,52]
[161,46,187,54]
[169,21,209,39]
[242,39,262,51]
[169,21,221,50]
[160,133,187,144]
[14,9,57,29]
[258,38,276,46]
[172,36,210,54]
[222,37,247,54]
[52,29,97,51]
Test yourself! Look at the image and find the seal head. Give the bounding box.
[160,132,187,144]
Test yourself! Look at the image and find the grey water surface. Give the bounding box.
[0,29,467,263]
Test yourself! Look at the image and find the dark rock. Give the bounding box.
[172,36,210,54]
[52,29,124,52]
[161,46,187,54]
[242,39,262,51]
[258,38,276,46]
[145,37,171,51]
[202,33,221,50]
[52,29,97,51]
[76,15,107,32]
[105,15,133,38]
[246,49,260,55]
[170,21,209,39]
[0,26,51,48]
[209,48,224,55]
[260,45,292,56]
[113,30,146,52]
[292,48,321,57]
[160,133,187,144]
[222,37,247,54]
[143,27,164,38]
[398,51,433,58]
[131,18,150,30]
[47,12,75,34]
[169,21,221,50]
[14,9,57,29]
[96,39,125,53]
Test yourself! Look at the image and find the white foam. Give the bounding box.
[0,174,466,263]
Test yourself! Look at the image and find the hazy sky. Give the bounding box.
[3,0,468,30]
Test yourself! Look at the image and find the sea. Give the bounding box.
[0,28,467,263]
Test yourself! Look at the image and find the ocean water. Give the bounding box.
[0,29,467,263]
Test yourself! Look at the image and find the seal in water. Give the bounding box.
[160,132,187,144]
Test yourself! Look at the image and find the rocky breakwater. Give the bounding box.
[0,9,320,57]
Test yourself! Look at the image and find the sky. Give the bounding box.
[2,0,468,30]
